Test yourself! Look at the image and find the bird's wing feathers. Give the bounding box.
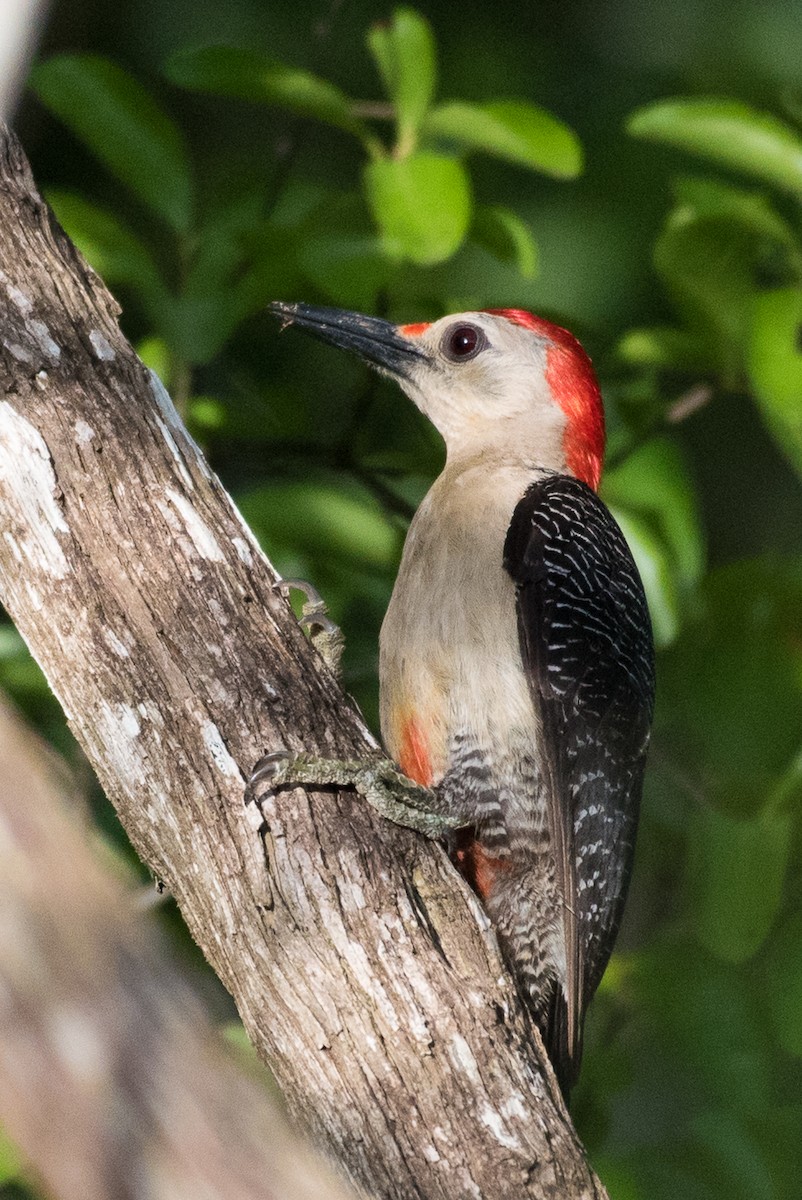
[503,473,655,1087]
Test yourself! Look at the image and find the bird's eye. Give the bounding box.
[442,323,487,362]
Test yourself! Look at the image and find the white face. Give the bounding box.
[394,312,568,465]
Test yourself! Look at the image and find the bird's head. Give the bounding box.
[270,302,605,489]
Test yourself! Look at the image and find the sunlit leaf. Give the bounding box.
[748,287,802,480]
[135,336,172,385]
[689,804,792,963]
[470,205,538,277]
[629,98,802,198]
[188,396,227,432]
[424,100,582,177]
[367,8,436,153]
[0,1127,21,1184]
[364,152,471,264]
[165,46,368,140]
[32,55,193,233]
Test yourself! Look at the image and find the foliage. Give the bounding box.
[8,2,802,1198]
[625,97,802,472]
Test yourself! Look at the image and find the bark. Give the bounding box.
[0,693,358,1200]
[0,122,607,1200]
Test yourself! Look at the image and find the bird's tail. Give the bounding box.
[488,868,583,1101]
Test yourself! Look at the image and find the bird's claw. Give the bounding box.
[248,749,291,800]
[277,578,344,676]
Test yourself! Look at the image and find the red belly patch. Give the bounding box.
[452,831,510,902]
[398,716,433,787]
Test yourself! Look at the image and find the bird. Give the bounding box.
[257,301,655,1097]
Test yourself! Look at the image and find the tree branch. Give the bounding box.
[0,122,606,1200]
[0,692,358,1200]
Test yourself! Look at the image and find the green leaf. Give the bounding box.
[424,100,583,177]
[136,336,173,385]
[689,804,792,963]
[367,8,436,154]
[609,506,680,647]
[673,177,801,254]
[364,152,471,265]
[765,916,802,1057]
[470,205,538,278]
[603,437,705,597]
[299,235,391,311]
[748,287,802,479]
[689,1111,775,1200]
[0,1126,21,1184]
[628,98,802,199]
[615,325,714,372]
[165,46,368,140]
[31,55,193,233]
[183,190,264,296]
[46,190,164,294]
[657,559,802,814]
[238,478,399,573]
[148,292,250,364]
[654,210,774,382]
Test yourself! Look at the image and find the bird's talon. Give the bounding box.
[301,612,338,638]
[276,578,344,676]
[277,578,324,611]
[249,749,291,794]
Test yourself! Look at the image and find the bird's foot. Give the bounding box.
[248,749,463,839]
[278,578,345,678]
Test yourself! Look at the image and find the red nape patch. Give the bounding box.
[398,717,433,787]
[485,308,605,490]
[399,322,431,338]
[451,831,510,902]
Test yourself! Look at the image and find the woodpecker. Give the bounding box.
[259,302,655,1095]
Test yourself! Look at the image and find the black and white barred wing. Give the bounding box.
[503,474,655,1025]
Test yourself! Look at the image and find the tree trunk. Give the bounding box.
[0,122,606,1200]
[0,693,358,1200]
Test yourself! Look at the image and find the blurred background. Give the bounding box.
[3,1,802,1197]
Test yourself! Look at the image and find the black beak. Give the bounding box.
[269,301,429,379]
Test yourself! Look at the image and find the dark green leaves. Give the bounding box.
[657,558,802,813]
[471,206,538,277]
[689,804,793,963]
[239,478,400,574]
[766,915,802,1057]
[629,98,802,198]
[46,191,163,293]
[649,178,801,383]
[626,96,802,482]
[160,10,581,270]
[165,46,369,141]
[31,55,193,233]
